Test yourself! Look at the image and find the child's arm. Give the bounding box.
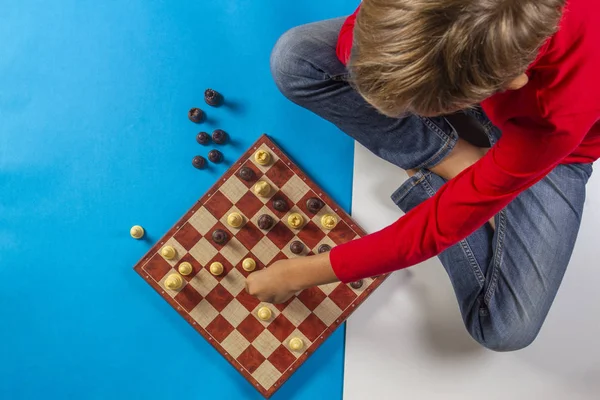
[246,112,594,302]
[246,138,486,303]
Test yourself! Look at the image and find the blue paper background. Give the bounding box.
[0,1,357,399]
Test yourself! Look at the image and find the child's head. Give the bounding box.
[349,0,565,117]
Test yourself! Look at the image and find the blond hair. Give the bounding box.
[349,0,565,117]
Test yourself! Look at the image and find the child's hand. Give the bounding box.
[245,253,340,304]
[245,259,299,304]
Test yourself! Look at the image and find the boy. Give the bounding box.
[247,0,600,351]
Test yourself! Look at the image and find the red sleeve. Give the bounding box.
[329,113,594,283]
[336,6,360,65]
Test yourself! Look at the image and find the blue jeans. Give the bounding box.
[270,18,594,352]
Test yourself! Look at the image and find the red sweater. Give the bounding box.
[330,0,600,283]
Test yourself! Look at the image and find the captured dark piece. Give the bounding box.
[317,244,332,254]
[212,129,227,144]
[188,107,204,123]
[257,214,274,230]
[306,197,324,214]
[204,88,222,106]
[192,155,206,169]
[272,198,288,212]
[208,149,223,163]
[196,131,210,145]
[350,280,364,289]
[290,241,305,255]
[212,229,229,245]
[238,166,255,181]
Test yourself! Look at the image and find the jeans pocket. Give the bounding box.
[391,171,429,213]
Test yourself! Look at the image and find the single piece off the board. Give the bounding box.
[257,306,272,321]
[178,262,193,276]
[161,245,177,260]
[242,258,256,272]
[165,273,184,290]
[130,225,145,239]
[227,212,244,228]
[254,150,271,165]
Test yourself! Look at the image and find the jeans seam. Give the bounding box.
[415,117,459,170]
[398,172,485,286]
[484,209,508,305]
[458,240,487,287]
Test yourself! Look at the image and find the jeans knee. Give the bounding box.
[468,316,541,352]
[270,26,319,101]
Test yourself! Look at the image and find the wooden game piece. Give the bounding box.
[289,337,304,351]
[242,258,256,272]
[318,244,332,254]
[210,262,224,276]
[290,241,305,255]
[306,197,324,214]
[192,155,206,169]
[350,280,364,289]
[227,212,244,228]
[254,181,271,197]
[204,88,222,106]
[130,225,144,239]
[161,245,176,260]
[238,167,255,181]
[178,262,193,276]
[188,107,204,123]
[254,150,271,165]
[320,214,337,230]
[212,129,227,144]
[273,198,288,212]
[257,306,272,321]
[196,131,210,145]
[257,214,274,230]
[287,213,304,229]
[208,149,223,163]
[212,229,229,245]
[165,273,184,290]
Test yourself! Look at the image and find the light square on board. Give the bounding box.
[189,237,218,266]
[253,360,282,390]
[312,297,343,326]
[220,237,248,266]
[189,299,219,328]
[188,207,218,235]
[280,175,310,204]
[221,298,249,328]
[251,236,280,266]
[221,330,251,359]
[280,298,311,327]
[188,269,219,297]
[220,174,249,204]
[220,268,246,297]
[253,329,281,359]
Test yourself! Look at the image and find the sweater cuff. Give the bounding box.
[330,241,362,283]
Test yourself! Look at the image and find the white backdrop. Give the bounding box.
[345,143,600,400]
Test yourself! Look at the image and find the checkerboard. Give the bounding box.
[133,135,387,398]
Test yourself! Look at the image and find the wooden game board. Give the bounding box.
[133,135,387,398]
